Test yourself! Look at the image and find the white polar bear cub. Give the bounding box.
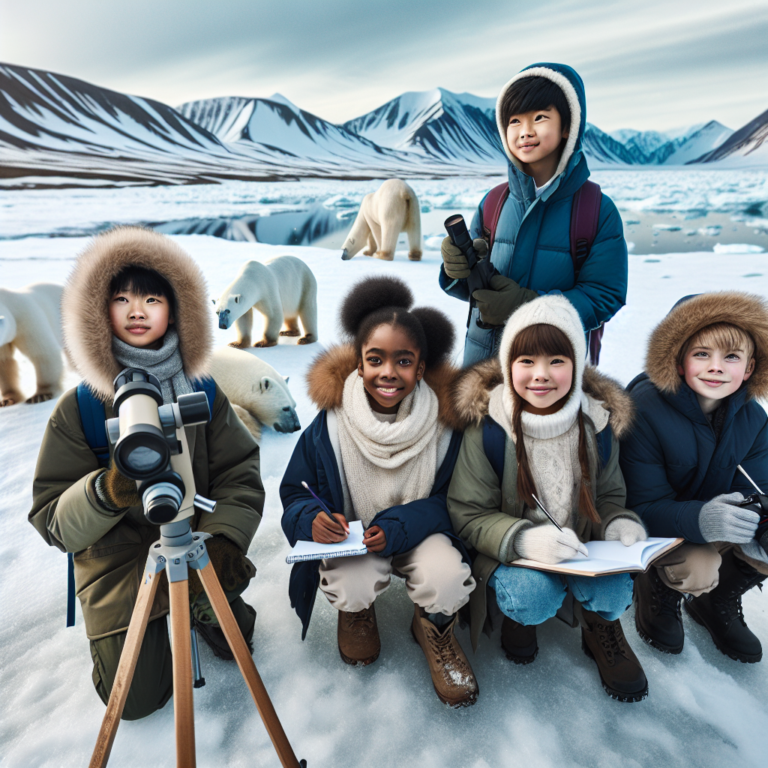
[214,255,318,348]
[209,346,300,441]
[341,178,422,262]
[0,283,64,407]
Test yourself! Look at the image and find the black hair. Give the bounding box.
[500,76,572,135]
[109,265,176,317]
[339,276,454,369]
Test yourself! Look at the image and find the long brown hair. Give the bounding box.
[508,324,600,524]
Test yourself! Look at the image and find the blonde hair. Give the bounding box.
[679,323,755,366]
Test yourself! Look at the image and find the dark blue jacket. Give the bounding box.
[620,373,768,542]
[440,63,628,365]
[280,410,466,638]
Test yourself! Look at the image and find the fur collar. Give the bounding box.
[451,357,633,438]
[306,344,461,429]
[646,292,768,401]
[62,227,212,401]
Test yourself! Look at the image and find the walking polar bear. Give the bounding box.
[0,283,64,407]
[340,179,422,262]
[214,255,318,348]
[209,346,300,441]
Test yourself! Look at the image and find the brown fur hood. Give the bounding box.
[645,291,768,401]
[62,227,212,400]
[450,357,634,438]
[306,344,461,428]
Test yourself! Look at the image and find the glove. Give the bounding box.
[189,534,256,600]
[472,274,538,326]
[441,236,488,280]
[698,492,759,544]
[514,524,588,564]
[94,466,140,511]
[604,517,647,546]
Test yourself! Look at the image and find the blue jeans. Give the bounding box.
[489,565,634,626]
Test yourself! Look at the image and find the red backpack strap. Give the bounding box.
[481,182,510,251]
[569,180,602,281]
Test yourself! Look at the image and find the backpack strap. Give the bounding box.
[570,180,602,281]
[481,182,510,252]
[76,382,109,467]
[192,376,217,417]
[482,416,506,484]
[596,424,613,469]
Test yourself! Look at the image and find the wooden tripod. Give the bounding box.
[89,521,305,768]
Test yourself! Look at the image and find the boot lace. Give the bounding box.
[595,619,626,663]
[346,609,375,633]
[649,570,682,618]
[430,627,472,686]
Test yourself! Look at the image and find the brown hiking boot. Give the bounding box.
[337,605,381,666]
[411,606,478,708]
[501,616,538,664]
[579,608,648,703]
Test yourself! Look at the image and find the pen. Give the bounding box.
[531,493,563,531]
[301,481,347,529]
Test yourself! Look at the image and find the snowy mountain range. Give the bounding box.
[0,63,765,188]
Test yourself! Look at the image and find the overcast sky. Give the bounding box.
[2,0,766,133]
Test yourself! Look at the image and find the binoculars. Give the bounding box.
[106,368,217,525]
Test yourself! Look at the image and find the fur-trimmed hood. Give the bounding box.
[62,227,212,400]
[306,344,461,429]
[450,356,634,439]
[646,292,768,401]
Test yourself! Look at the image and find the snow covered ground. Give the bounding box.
[1,177,767,768]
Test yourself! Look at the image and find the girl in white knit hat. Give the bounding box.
[280,276,478,708]
[447,294,650,702]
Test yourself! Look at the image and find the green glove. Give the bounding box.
[472,275,538,326]
[93,465,140,511]
[441,236,488,280]
[188,534,256,600]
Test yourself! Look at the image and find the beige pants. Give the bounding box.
[655,541,768,596]
[318,533,475,615]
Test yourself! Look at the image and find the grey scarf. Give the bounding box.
[112,326,194,404]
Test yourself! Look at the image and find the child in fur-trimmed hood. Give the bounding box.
[621,291,768,664]
[447,294,649,702]
[29,227,264,720]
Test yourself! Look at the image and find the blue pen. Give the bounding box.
[301,481,347,530]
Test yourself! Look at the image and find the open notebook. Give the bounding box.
[512,537,683,577]
[285,521,368,564]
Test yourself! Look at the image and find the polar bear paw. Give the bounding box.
[374,251,395,261]
[228,340,250,349]
[26,392,54,404]
[297,335,317,345]
[1,396,19,407]
[408,251,423,261]
[279,329,301,337]
[253,339,278,348]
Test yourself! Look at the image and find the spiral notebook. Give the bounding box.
[285,521,368,564]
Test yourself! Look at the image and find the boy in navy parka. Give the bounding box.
[440,63,628,365]
[620,292,768,663]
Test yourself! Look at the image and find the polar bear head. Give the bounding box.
[256,376,300,433]
[213,294,242,330]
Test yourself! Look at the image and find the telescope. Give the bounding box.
[444,214,500,330]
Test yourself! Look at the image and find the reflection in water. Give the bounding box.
[151,205,357,247]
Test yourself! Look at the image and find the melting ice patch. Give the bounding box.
[713,243,765,254]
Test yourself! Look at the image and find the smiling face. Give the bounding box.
[358,323,425,414]
[109,288,172,349]
[505,106,569,187]
[511,352,574,414]
[677,344,754,414]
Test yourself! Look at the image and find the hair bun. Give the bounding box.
[411,307,455,367]
[339,276,414,337]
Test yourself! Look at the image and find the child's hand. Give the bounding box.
[604,518,647,546]
[363,525,387,553]
[514,525,588,564]
[312,512,349,543]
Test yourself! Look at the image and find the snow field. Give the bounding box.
[1,233,767,768]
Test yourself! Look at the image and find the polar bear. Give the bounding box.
[214,255,318,348]
[209,346,300,441]
[340,179,422,262]
[0,283,64,407]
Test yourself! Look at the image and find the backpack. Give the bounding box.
[481,180,605,366]
[65,377,217,627]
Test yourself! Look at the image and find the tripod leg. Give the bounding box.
[169,578,196,768]
[198,562,303,768]
[90,569,161,768]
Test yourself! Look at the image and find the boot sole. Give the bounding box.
[581,639,648,703]
[634,618,684,655]
[683,601,762,664]
[502,646,538,665]
[338,646,380,666]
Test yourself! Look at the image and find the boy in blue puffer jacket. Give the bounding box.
[620,292,768,664]
[440,63,628,365]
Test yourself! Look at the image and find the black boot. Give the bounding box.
[634,567,684,654]
[684,549,765,663]
[501,617,538,664]
[580,608,648,703]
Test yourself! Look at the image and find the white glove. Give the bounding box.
[604,518,647,546]
[514,525,588,564]
[698,492,759,544]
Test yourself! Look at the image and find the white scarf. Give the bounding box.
[336,372,443,526]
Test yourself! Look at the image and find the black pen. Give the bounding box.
[531,493,563,530]
[301,481,347,529]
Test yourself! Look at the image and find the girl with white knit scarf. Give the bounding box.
[447,295,651,703]
[280,276,478,708]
